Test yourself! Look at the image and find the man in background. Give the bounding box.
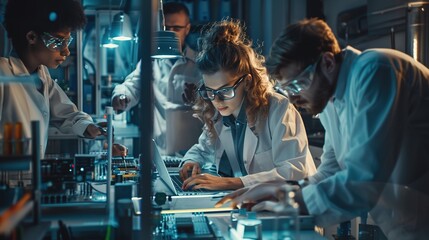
[111,2,202,153]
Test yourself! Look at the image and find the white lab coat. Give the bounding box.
[112,46,202,150]
[0,56,93,158]
[303,46,429,239]
[182,93,316,187]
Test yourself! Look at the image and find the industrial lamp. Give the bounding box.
[111,12,133,41]
[101,27,119,48]
[152,31,182,59]
[151,0,183,59]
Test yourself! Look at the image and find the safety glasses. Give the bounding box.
[281,57,321,97]
[40,32,73,52]
[198,74,247,101]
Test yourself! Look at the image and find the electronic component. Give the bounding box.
[40,154,139,205]
[154,213,216,239]
[41,158,75,204]
[74,154,96,182]
[41,158,74,190]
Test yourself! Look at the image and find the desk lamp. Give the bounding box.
[151,0,182,59]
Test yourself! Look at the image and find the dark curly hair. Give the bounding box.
[194,19,273,141]
[3,0,86,51]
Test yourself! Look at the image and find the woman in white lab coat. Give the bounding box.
[0,0,105,158]
[179,20,316,190]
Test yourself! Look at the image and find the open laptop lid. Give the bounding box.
[152,139,179,195]
[152,140,229,197]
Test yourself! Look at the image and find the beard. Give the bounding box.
[305,74,335,115]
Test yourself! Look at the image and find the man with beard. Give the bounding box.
[215,18,429,239]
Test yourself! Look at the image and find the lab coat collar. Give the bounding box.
[8,56,31,76]
[334,46,361,102]
[183,45,197,62]
[243,124,258,169]
[216,111,258,173]
[8,56,47,88]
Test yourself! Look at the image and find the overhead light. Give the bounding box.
[151,0,183,59]
[152,30,183,59]
[111,12,133,41]
[101,27,119,48]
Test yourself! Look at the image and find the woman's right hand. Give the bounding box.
[179,162,201,181]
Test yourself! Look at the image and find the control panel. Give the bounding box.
[40,154,138,205]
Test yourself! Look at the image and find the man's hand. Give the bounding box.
[179,162,201,181]
[84,123,107,138]
[102,142,128,157]
[112,94,130,113]
[182,82,197,105]
[214,181,286,209]
[112,143,128,157]
[181,174,244,191]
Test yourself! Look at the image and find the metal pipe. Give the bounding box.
[139,0,154,238]
[31,121,40,224]
[106,106,114,222]
[369,4,407,16]
[406,1,429,67]
[390,27,396,49]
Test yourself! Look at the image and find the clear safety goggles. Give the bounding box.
[41,32,73,52]
[281,57,321,97]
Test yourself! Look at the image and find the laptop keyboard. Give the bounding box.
[163,156,182,168]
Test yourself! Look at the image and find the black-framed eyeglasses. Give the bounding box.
[40,32,73,52]
[198,74,247,101]
[280,56,321,97]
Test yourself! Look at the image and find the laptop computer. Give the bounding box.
[152,140,228,196]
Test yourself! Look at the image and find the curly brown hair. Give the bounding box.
[194,19,273,141]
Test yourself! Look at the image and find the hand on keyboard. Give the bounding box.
[181,173,244,191]
[179,162,201,181]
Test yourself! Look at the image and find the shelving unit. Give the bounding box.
[0,121,49,239]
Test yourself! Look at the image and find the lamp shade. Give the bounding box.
[111,12,133,41]
[151,30,183,59]
[101,27,119,48]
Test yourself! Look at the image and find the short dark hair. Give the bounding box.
[163,2,190,20]
[266,18,341,79]
[4,0,86,50]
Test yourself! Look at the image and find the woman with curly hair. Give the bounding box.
[179,19,316,190]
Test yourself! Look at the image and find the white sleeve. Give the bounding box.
[181,127,216,168]
[48,79,93,137]
[112,60,142,111]
[308,130,341,184]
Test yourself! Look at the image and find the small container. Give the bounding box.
[236,219,263,240]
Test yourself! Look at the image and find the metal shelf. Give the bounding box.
[0,155,32,171]
[0,121,43,238]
